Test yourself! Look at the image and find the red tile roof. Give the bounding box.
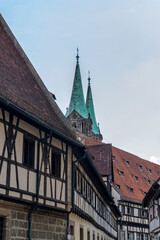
[0,14,77,141]
[112,147,160,203]
[84,134,160,203]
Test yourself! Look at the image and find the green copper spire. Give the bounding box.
[86,71,100,134]
[66,49,89,118]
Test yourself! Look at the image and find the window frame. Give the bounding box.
[51,147,61,178]
[23,134,35,168]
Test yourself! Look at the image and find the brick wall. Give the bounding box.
[0,201,67,240]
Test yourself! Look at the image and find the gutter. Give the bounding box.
[28,140,40,240]
[0,96,83,148]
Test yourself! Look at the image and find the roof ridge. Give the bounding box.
[112,145,160,166]
[0,14,77,141]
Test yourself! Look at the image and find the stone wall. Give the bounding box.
[0,200,67,240]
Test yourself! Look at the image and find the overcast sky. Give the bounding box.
[1,0,160,164]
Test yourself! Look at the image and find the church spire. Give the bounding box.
[86,71,100,135]
[66,49,88,118]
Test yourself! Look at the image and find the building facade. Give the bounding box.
[0,14,120,240]
[143,178,160,240]
[84,136,160,240]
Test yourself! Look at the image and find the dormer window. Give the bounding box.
[138,165,142,171]
[129,188,133,193]
[116,184,120,189]
[126,161,130,166]
[134,176,138,182]
[147,180,151,184]
[149,169,152,175]
[119,171,124,176]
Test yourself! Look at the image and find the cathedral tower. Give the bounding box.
[66,49,102,141]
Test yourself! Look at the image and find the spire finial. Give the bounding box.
[76,48,79,63]
[88,70,91,85]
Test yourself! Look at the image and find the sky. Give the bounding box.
[1,0,160,164]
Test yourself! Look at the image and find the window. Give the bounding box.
[23,136,35,168]
[128,232,134,240]
[126,161,130,166]
[134,176,138,182]
[93,233,95,240]
[87,230,90,240]
[147,180,151,184]
[136,233,140,240]
[0,217,4,240]
[119,171,124,176]
[142,210,148,218]
[138,165,142,171]
[112,156,115,162]
[148,169,152,175]
[127,207,134,216]
[138,208,141,217]
[144,233,148,240]
[116,184,120,189]
[80,228,83,240]
[131,207,134,216]
[70,225,74,236]
[74,170,77,189]
[129,188,133,193]
[51,149,61,178]
[121,205,125,214]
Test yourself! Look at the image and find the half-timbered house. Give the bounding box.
[0,14,120,240]
[142,178,160,240]
[69,147,121,240]
[81,135,160,240]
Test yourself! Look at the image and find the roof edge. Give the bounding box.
[0,13,77,140]
[0,96,83,148]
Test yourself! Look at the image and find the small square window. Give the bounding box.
[147,180,151,184]
[129,188,133,193]
[116,184,120,189]
[23,136,35,168]
[138,165,142,171]
[126,161,130,166]
[119,171,124,176]
[52,149,61,178]
[134,176,138,182]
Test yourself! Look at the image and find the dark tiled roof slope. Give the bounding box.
[0,14,77,141]
[112,146,160,203]
[87,144,112,176]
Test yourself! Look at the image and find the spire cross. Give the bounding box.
[88,70,91,85]
[76,48,79,63]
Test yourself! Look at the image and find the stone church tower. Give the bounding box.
[66,50,103,141]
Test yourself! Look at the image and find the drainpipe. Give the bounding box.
[66,149,87,240]
[28,140,40,240]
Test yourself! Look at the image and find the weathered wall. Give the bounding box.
[0,200,67,240]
